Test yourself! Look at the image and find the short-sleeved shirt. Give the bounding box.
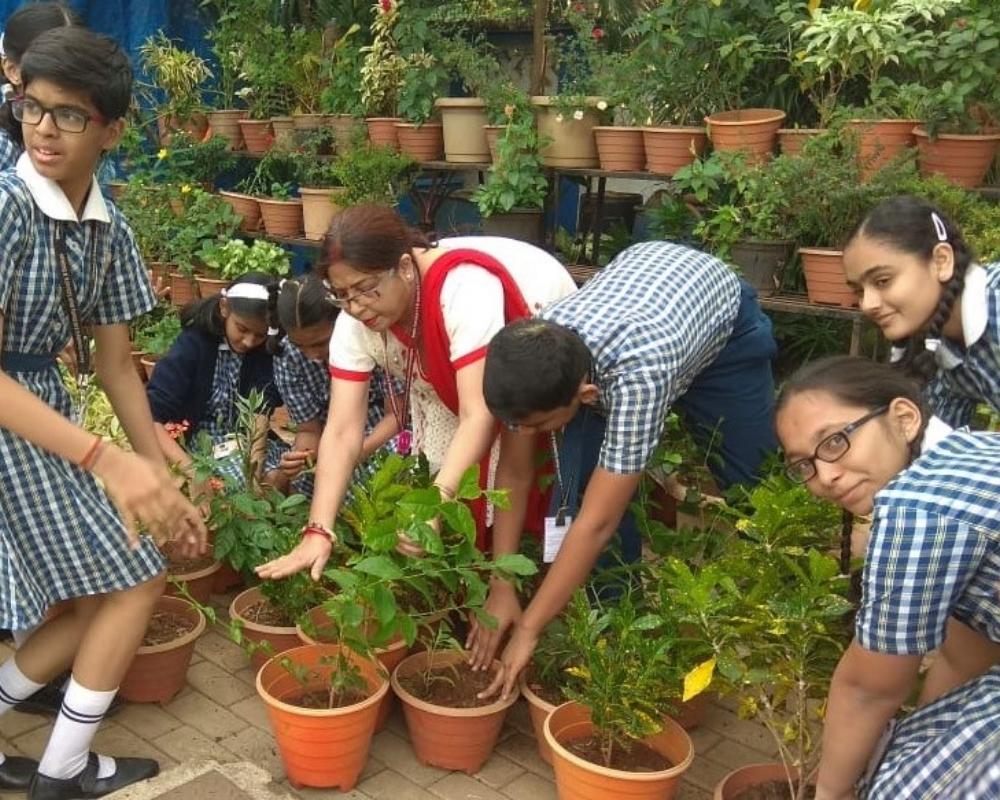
[925,262,1000,427]
[540,241,741,475]
[857,420,1000,655]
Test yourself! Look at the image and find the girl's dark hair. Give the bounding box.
[320,204,436,277]
[20,26,133,121]
[182,272,279,342]
[0,2,80,145]
[777,355,930,460]
[846,195,974,385]
[267,274,338,354]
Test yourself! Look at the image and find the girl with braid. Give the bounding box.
[843,195,1000,428]
[269,274,400,497]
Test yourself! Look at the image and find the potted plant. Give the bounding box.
[196,238,291,296]
[360,0,407,150]
[138,32,211,144]
[163,541,222,606]
[134,310,182,379]
[331,141,416,207]
[543,591,695,800]
[201,0,251,149]
[319,22,367,148]
[236,23,296,152]
[435,34,497,164]
[520,617,580,765]
[289,26,328,130]
[118,178,176,283]
[164,188,242,305]
[394,51,447,161]
[242,148,304,237]
[148,130,236,192]
[589,50,646,173]
[293,133,348,240]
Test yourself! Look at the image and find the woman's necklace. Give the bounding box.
[381,270,421,455]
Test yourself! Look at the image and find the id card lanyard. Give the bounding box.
[544,431,574,562]
[57,224,93,424]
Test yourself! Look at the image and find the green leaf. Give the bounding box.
[439,501,475,538]
[492,553,538,577]
[372,584,397,626]
[456,466,482,500]
[354,555,404,581]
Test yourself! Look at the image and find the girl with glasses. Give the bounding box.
[776,355,999,800]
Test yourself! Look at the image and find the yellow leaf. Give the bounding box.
[807,0,822,13]
[682,657,716,703]
[853,0,871,10]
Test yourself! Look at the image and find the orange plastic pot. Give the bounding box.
[799,248,855,308]
[669,691,711,731]
[169,272,198,308]
[391,649,518,773]
[706,108,786,164]
[218,190,260,233]
[366,117,402,151]
[395,122,444,161]
[212,561,244,594]
[258,644,388,790]
[594,126,645,172]
[520,674,558,765]
[239,119,273,154]
[847,119,917,178]
[914,127,1000,188]
[544,701,694,800]
[642,126,707,174]
[258,198,303,238]
[714,762,808,800]
[777,128,824,157]
[164,557,222,606]
[230,586,301,671]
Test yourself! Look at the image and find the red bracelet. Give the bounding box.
[302,524,336,544]
[79,435,104,472]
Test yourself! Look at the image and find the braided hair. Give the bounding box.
[267,274,337,354]
[846,195,974,385]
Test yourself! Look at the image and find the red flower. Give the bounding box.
[573,2,584,11]
[164,420,191,441]
[591,26,604,40]
[379,0,393,12]
[208,477,225,492]
[955,17,967,29]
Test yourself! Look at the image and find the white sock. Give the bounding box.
[0,657,46,716]
[11,625,38,647]
[37,677,118,780]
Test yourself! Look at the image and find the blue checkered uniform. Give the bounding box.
[856,428,1000,798]
[274,341,398,496]
[0,174,163,630]
[925,262,1000,427]
[0,127,21,171]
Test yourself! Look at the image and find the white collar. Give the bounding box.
[15,152,109,224]
[921,415,953,452]
[937,264,988,370]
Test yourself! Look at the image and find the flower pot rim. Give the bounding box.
[593,125,643,133]
[218,190,256,200]
[168,557,222,584]
[390,649,519,718]
[798,246,844,256]
[518,672,558,714]
[394,121,443,129]
[777,127,826,134]
[734,237,796,247]
[543,700,694,780]
[257,643,390,718]
[642,124,706,133]
[435,97,486,109]
[137,595,206,656]
[530,95,605,108]
[299,185,346,195]
[238,118,271,126]
[207,109,245,118]
[366,116,403,122]
[257,197,303,206]
[846,117,919,126]
[295,605,408,657]
[705,108,786,125]
[716,761,810,799]
[269,115,293,122]
[913,126,1000,141]
[139,355,160,366]
[230,585,298,636]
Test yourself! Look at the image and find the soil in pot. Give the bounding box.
[397,660,494,708]
[243,598,294,628]
[731,782,815,800]
[565,735,673,772]
[291,687,370,710]
[529,679,563,707]
[144,611,197,646]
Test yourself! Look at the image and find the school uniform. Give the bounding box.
[273,341,397,496]
[854,420,1000,799]
[0,126,21,171]
[146,327,285,487]
[925,261,1000,426]
[0,154,162,631]
[539,240,777,562]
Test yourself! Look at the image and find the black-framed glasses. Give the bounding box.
[784,405,890,484]
[328,269,395,309]
[11,96,105,133]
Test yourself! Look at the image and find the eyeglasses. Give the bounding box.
[11,96,105,133]
[784,405,889,484]
[328,269,394,309]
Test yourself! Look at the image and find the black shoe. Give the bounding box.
[14,680,123,719]
[0,756,38,790]
[28,753,159,800]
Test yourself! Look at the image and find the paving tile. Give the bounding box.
[195,630,251,672]
[114,701,185,740]
[367,730,449,787]
[219,726,285,780]
[233,666,260,687]
[683,749,732,792]
[705,738,777,770]
[230,694,272,731]
[8,724,52,759]
[92,721,178,767]
[360,768,439,800]
[164,689,247,740]
[687,725,723,757]
[704,706,776,755]
[284,785,371,800]
[0,709,48,739]
[499,772,557,800]
[494,733,552,778]
[470,753,524,789]
[503,701,533,738]
[152,723,238,764]
[676,779,714,800]
[184,660,255,706]
[429,772,509,800]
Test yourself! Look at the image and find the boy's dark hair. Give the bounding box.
[267,274,337,354]
[845,195,974,385]
[20,26,132,121]
[484,318,592,422]
[0,2,80,144]
[182,272,278,342]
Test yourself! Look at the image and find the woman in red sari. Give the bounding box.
[257,205,576,664]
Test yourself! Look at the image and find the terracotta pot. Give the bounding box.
[293,113,326,131]
[169,272,198,308]
[194,276,228,298]
[395,122,444,161]
[669,691,712,731]
[270,116,295,144]
[218,190,261,233]
[147,261,172,287]
[158,113,210,146]
[714,762,808,800]
[481,208,544,244]
[165,557,222,606]
[230,586,301,671]
[436,98,490,163]
[705,108,786,164]
[914,127,1000,189]
[258,197,304,238]
[484,125,503,163]
[531,96,604,168]
[119,596,205,704]
[391,649,518,773]
[239,119,273,155]
[258,644,388,790]
[594,126,645,172]
[777,128,824,157]
[212,561,244,594]
[366,117,402,151]
[299,187,346,241]
[642,126,708,174]
[327,114,366,149]
[206,109,245,150]
[729,239,794,297]
[139,356,158,381]
[545,701,694,800]
[799,247,855,308]
[106,181,127,202]
[295,605,408,732]
[520,675,558,765]
[847,119,917,178]
[130,349,146,381]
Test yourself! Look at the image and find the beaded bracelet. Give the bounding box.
[79,434,105,472]
[301,522,336,544]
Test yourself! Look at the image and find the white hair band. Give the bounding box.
[930,212,948,243]
[267,327,280,336]
[0,32,6,59]
[222,284,271,301]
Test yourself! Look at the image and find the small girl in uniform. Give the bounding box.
[271,274,400,497]
[776,356,999,800]
[0,2,79,170]
[843,195,1000,427]
[0,27,204,797]
[147,272,287,490]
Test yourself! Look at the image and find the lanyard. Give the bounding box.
[56,223,92,379]
[380,272,422,455]
[550,431,572,526]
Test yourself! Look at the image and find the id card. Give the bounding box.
[543,515,573,563]
[213,436,239,459]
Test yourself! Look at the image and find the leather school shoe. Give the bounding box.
[14,676,123,718]
[0,756,39,790]
[28,753,159,800]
